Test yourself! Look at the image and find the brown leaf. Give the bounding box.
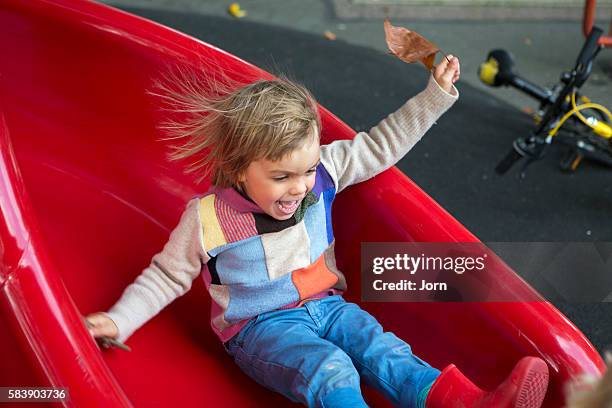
[324,30,337,41]
[384,19,440,70]
[521,106,535,115]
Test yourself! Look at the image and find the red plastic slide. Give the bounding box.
[0,1,604,406]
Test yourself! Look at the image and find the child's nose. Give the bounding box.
[289,179,308,196]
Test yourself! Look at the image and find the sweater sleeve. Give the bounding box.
[319,75,458,193]
[105,197,209,343]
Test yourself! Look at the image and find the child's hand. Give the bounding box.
[433,54,460,94]
[85,312,119,340]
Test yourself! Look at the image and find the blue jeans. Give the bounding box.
[224,295,440,407]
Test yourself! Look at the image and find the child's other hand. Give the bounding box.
[85,312,119,340]
[433,54,460,94]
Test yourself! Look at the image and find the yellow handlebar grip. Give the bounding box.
[588,118,612,138]
[479,59,499,86]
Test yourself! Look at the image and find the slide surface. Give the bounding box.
[0,1,604,406]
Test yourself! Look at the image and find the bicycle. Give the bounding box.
[478,26,612,177]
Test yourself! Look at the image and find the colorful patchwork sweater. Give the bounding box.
[106,76,458,343]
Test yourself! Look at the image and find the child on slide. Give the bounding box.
[86,55,550,407]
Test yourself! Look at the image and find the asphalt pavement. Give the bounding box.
[104,2,612,354]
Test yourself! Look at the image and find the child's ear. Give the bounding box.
[235,174,246,191]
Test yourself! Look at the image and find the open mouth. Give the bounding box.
[276,199,300,215]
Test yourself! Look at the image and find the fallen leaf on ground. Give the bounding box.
[228,3,247,18]
[521,106,535,115]
[324,31,337,41]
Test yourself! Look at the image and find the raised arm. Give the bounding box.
[103,198,209,343]
[320,74,458,193]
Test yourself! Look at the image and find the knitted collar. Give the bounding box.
[207,185,265,214]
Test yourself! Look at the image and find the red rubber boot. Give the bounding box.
[425,356,549,408]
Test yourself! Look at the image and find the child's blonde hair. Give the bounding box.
[565,352,612,408]
[152,66,321,187]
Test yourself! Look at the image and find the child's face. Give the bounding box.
[239,136,320,220]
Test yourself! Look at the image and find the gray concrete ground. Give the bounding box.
[104,0,612,113]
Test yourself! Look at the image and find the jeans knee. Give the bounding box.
[309,351,362,406]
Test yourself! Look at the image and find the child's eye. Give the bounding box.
[272,169,316,182]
